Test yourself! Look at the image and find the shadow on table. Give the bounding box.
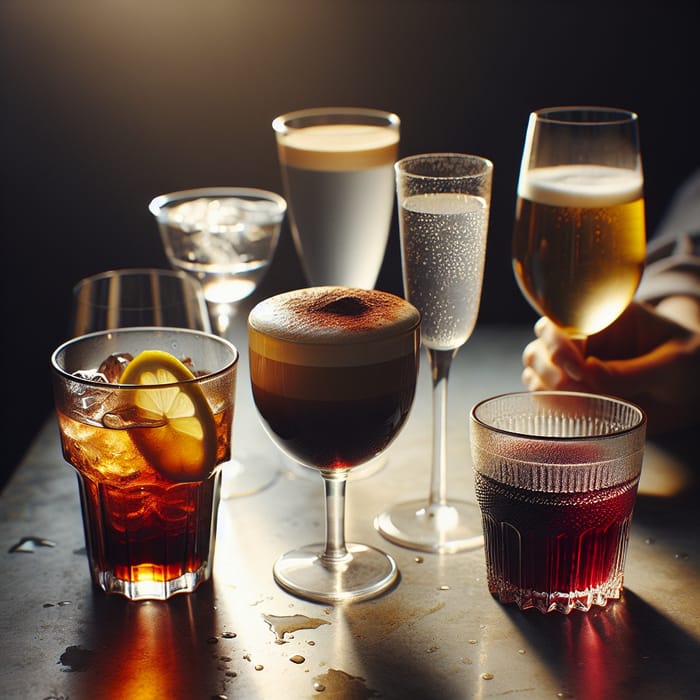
[505,589,700,700]
[61,583,226,699]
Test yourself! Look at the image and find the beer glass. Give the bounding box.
[512,106,646,340]
[470,391,646,614]
[375,153,492,553]
[249,287,420,602]
[51,327,238,601]
[272,107,400,289]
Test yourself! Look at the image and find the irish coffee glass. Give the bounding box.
[248,287,420,602]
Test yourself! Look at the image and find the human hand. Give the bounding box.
[521,301,700,435]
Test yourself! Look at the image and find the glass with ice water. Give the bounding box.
[149,187,287,336]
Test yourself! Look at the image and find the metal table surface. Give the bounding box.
[1,322,698,700]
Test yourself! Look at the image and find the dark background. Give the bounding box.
[2,0,699,488]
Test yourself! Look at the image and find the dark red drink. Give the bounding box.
[475,471,639,612]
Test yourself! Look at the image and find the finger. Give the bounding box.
[535,318,585,381]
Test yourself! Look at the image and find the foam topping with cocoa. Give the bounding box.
[248,287,420,367]
[249,287,419,343]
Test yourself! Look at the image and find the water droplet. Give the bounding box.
[425,645,438,653]
[254,664,264,671]
[43,603,55,608]
[57,601,72,606]
[225,671,238,678]
[644,537,655,545]
[9,536,56,553]
[307,640,316,646]
[438,585,450,591]
[517,649,526,655]
[211,695,228,700]
[312,669,377,697]
[675,552,689,560]
[262,613,330,644]
[207,637,219,644]
[219,656,232,662]
[481,673,494,680]
[290,655,305,664]
[59,645,94,672]
[243,654,252,662]
[414,556,424,563]
[313,681,326,692]
[556,692,574,699]
[468,639,478,645]
[221,631,237,639]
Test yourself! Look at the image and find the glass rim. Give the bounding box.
[72,267,201,297]
[470,390,646,441]
[51,326,238,389]
[395,152,493,179]
[148,186,287,219]
[533,105,639,126]
[272,106,400,134]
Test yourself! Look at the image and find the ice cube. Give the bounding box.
[98,353,133,383]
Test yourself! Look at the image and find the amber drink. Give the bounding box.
[51,327,238,601]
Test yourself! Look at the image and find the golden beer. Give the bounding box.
[512,164,646,337]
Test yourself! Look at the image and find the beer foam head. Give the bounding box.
[519,164,643,207]
[249,287,420,365]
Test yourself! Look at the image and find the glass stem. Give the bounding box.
[426,348,458,508]
[209,301,237,338]
[321,473,350,565]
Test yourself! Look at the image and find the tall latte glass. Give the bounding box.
[273,107,400,289]
[249,287,420,602]
[51,327,238,601]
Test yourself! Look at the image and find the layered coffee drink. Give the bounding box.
[248,287,420,471]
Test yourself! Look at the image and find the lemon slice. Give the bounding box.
[119,350,217,482]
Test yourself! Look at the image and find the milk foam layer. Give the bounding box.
[248,287,420,366]
[276,124,399,171]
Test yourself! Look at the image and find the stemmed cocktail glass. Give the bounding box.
[512,106,646,343]
[149,187,287,497]
[375,153,493,553]
[248,287,420,603]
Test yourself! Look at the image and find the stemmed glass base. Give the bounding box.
[273,543,398,604]
[374,500,483,554]
[220,458,279,499]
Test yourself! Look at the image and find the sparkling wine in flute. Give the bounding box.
[400,192,489,350]
[274,109,400,289]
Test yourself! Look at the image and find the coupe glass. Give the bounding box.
[149,187,287,497]
[272,106,400,289]
[149,186,287,337]
[512,106,646,341]
[248,287,420,603]
[375,153,493,553]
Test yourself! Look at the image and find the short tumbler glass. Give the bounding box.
[51,327,238,601]
[469,391,646,614]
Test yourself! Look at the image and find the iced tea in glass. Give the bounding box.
[51,327,238,601]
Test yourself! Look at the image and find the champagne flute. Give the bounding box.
[72,268,211,335]
[248,287,420,603]
[272,106,399,288]
[149,187,287,497]
[512,106,646,342]
[375,153,493,553]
